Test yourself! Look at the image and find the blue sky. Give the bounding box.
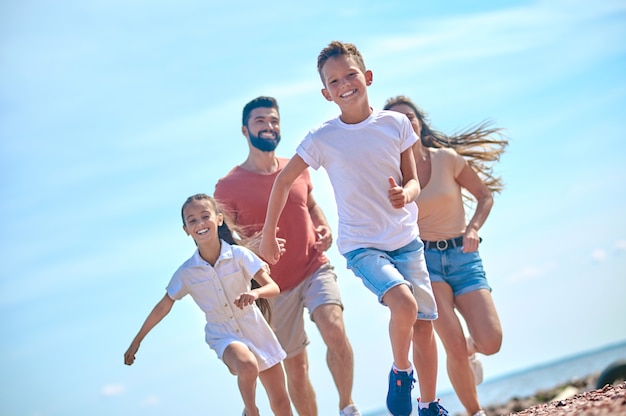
[1,1,625,415]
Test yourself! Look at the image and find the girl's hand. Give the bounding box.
[463,228,481,253]
[313,225,332,252]
[234,291,259,309]
[124,342,139,366]
[388,177,408,209]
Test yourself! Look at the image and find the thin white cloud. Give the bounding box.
[591,249,608,262]
[366,0,626,85]
[101,384,125,397]
[140,395,160,407]
[507,261,557,283]
[616,240,626,251]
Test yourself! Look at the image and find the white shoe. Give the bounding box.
[340,404,361,416]
[472,410,487,416]
[469,353,484,385]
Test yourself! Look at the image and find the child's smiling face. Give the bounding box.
[320,54,372,107]
[182,199,222,244]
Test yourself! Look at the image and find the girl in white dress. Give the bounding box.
[124,194,292,416]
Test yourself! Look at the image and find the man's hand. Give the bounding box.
[313,225,333,252]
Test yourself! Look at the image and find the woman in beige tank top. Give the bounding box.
[384,96,508,416]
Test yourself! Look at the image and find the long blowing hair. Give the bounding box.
[181,193,272,323]
[383,95,509,195]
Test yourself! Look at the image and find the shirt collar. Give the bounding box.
[189,239,234,266]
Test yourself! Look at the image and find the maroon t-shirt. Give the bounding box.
[214,158,327,292]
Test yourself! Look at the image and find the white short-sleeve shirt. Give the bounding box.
[297,109,420,254]
[167,240,285,371]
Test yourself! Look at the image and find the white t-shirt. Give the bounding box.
[167,240,286,371]
[297,108,420,254]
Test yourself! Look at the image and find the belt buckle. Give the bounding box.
[435,239,448,250]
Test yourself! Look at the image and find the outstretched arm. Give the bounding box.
[124,293,175,365]
[260,155,309,263]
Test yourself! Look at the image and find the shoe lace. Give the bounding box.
[393,372,416,394]
[417,398,449,416]
[431,399,449,415]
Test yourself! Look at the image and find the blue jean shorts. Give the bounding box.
[344,239,438,320]
[424,246,491,297]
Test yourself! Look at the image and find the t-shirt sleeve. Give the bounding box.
[400,116,418,152]
[296,132,321,170]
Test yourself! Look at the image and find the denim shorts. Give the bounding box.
[424,246,491,297]
[344,239,437,320]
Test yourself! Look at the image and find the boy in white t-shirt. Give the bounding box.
[259,41,448,416]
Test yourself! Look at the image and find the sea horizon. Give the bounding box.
[364,338,626,416]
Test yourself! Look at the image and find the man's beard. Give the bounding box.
[249,130,281,152]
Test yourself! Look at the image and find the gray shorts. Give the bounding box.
[268,262,343,358]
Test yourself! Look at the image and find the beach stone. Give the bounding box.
[479,376,626,416]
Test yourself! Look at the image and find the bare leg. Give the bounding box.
[432,282,482,415]
[223,342,261,416]
[258,363,293,416]
[412,319,438,403]
[312,303,355,410]
[382,284,418,370]
[456,289,502,357]
[283,349,317,416]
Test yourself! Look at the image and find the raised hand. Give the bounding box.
[387,177,408,209]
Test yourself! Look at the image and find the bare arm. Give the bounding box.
[388,146,421,208]
[260,155,309,263]
[456,164,494,253]
[124,293,175,365]
[233,268,281,309]
[307,192,333,252]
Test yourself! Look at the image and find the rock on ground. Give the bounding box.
[481,380,626,416]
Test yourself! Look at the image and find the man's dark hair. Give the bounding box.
[242,96,279,126]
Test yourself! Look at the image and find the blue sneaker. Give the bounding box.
[417,399,449,416]
[386,368,415,416]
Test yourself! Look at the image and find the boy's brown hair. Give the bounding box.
[317,41,367,84]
